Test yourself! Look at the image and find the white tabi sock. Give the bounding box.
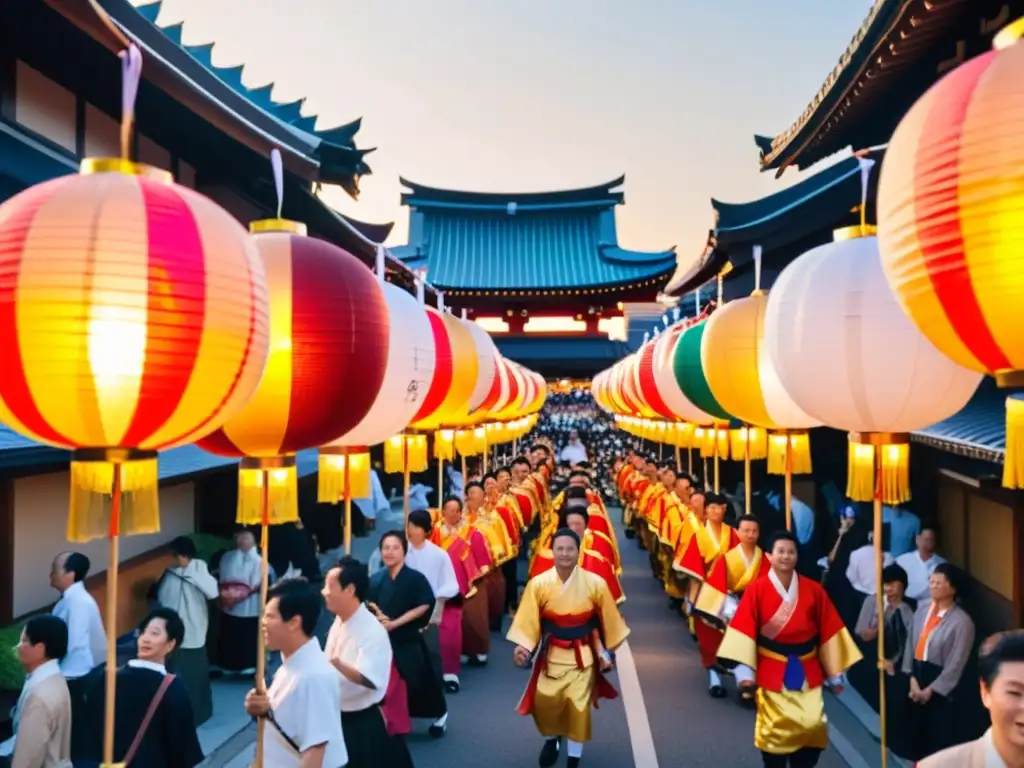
[460,654,469,664]
[433,712,449,728]
[477,654,488,662]
[443,674,459,683]
[733,664,755,685]
[708,668,722,689]
[566,740,584,758]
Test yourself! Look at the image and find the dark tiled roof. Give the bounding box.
[493,335,630,378]
[757,0,991,173]
[911,379,1010,464]
[392,177,675,290]
[0,426,320,478]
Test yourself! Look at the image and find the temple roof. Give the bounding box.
[399,176,627,211]
[663,152,878,296]
[912,378,1008,465]
[54,0,373,196]
[756,0,1001,175]
[391,177,676,291]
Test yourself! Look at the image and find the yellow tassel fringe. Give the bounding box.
[728,426,768,462]
[1003,396,1024,489]
[237,465,298,525]
[845,440,910,505]
[384,435,429,474]
[434,430,455,461]
[767,432,813,475]
[317,451,372,503]
[68,458,160,543]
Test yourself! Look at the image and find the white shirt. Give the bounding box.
[353,470,389,521]
[156,559,219,649]
[323,605,392,712]
[0,659,61,757]
[895,550,946,607]
[559,442,588,465]
[218,548,263,618]
[405,540,459,623]
[264,638,347,768]
[846,545,894,596]
[52,581,106,679]
[983,728,1010,767]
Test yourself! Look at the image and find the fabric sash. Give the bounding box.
[516,612,618,717]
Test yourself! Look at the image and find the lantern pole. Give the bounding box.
[403,435,412,524]
[483,432,489,474]
[658,439,664,462]
[437,453,445,510]
[873,446,889,768]
[513,436,519,457]
[687,445,693,476]
[254,469,271,768]
[713,424,720,493]
[102,463,122,768]
[461,453,468,492]
[342,447,352,556]
[744,426,752,515]
[674,443,681,472]
[785,434,793,532]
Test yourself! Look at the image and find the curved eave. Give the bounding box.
[598,245,676,266]
[398,175,627,209]
[343,215,394,244]
[54,0,367,193]
[713,153,875,243]
[757,0,968,175]
[434,264,676,295]
[662,234,726,297]
[910,382,1008,465]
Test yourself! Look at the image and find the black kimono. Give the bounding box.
[368,565,447,719]
[86,663,204,768]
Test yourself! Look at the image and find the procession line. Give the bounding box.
[616,641,660,768]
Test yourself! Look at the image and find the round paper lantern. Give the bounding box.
[651,325,715,425]
[410,307,454,426]
[637,340,674,420]
[463,319,499,412]
[410,312,478,430]
[765,229,983,502]
[876,22,1024,487]
[0,160,270,541]
[199,220,389,523]
[672,319,732,423]
[318,282,437,502]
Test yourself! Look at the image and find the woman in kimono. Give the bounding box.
[717,530,862,768]
[86,608,203,768]
[368,531,449,739]
[851,562,915,757]
[907,562,975,762]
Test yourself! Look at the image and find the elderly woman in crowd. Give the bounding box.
[907,562,976,762]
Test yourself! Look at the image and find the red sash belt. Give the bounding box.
[516,613,619,716]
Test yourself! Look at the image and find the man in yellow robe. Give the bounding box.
[657,473,696,600]
[465,480,514,631]
[508,527,629,768]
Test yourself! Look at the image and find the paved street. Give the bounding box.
[205,503,855,767]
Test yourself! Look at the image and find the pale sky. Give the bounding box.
[145,0,870,269]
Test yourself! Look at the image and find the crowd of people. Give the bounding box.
[2,388,1022,768]
[617,440,1023,767]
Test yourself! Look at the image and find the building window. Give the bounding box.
[474,318,508,334]
[84,104,119,158]
[14,61,76,152]
[523,317,586,333]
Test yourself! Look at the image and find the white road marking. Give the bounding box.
[615,641,660,768]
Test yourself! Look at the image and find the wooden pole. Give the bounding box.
[255,471,270,768]
[403,436,411,523]
[744,428,752,515]
[785,435,793,532]
[437,455,445,509]
[688,446,693,476]
[874,448,889,768]
[674,444,681,471]
[342,447,352,556]
[713,426,720,493]
[482,433,489,474]
[101,464,122,768]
